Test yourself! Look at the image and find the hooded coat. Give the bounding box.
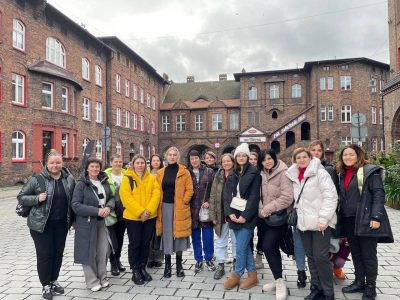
[209,168,229,237]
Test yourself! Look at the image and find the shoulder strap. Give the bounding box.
[126,176,136,191]
[295,177,309,204]
[35,174,46,193]
[357,167,364,195]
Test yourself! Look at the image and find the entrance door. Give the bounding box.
[42,131,53,162]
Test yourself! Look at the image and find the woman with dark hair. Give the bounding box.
[18,150,75,300]
[147,154,165,268]
[337,144,393,300]
[259,149,293,300]
[119,154,161,285]
[72,157,115,292]
[223,143,261,290]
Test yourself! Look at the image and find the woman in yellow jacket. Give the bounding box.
[119,154,161,285]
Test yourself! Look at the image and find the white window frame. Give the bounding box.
[327,105,334,121]
[327,77,333,90]
[95,140,102,159]
[116,108,121,126]
[133,84,138,100]
[176,115,186,131]
[152,146,156,155]
[151,121,156,134]
[139,144,144,156]
[341,137,352,146]
[133,113,137,129]
[13,19,25,51]
[269,85,279,99]
[82,97,90,120]
[82,58,90,80]
[319,77,326,90]
[12,73,24,104]
[341,105,351,123]
[140,115,144,131]
[291,84,301,98]
[82,138,89,154]
[146,93,151,107]
[320,105,327,121]
[125,111,130,128]
[95,102,102,123]
[125,79,130,97]
[152,96,156,110]
[95,65,102,86]
[61,133,69,157]
[229,112,239,130]
[379,107,383,125]
[162,115,170,132]
[61,87,68,112]
[41,82,53,109]
[212,113,222,130]
[372,138,378,153]
[12,131,25,161]
[195,114,203,131]
[372,107,377,124]
[249,87,257,100]
[370,78,377,93]
[115,74,121,93]
[140,88,144,103]
[340,76,351,90]
[116,141,122,155]
[46,37,66,68]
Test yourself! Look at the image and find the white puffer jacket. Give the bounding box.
[286,158,338,231]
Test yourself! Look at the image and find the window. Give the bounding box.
[133,84,137,100]
[379,107,383,125]
[61,87,68,112]
[319,77,326,90]
[116,108,121,126]
[381,138,384,151]
[116,141,122,155]
[140,88,144,103]
[46,37,66,68]
[13,19,25,51]
[139,144,144,156]
[125,80,130,97]
[140,115,144,131]
[341,137,352,146]
[95,65,102,86]
[372,107,377,124]
[247,111,260,126]
[341,105,351,123]
[195,114,204,131]
[115,74,121,93]
[133,113,137,129]
[82,138,89,154]
[370,78,377,93]
[341,64,349,70]
[212,113,222,130]
[322,66,330,71]
[42,82,53,109]
[152,96,156,110]
[162,115,170,132]
[12,131,25,161]
[328,105,334,121]
[12,73,25,104]
[95,102,102,123]
[82,97,90,120]
[249,87,257,100]
[147,93,151,107]
[320,105,326,121]
[340,76,351,90]
[61,133,68,157]
[146,118,150,133]
[95,140,102,159]
[82,58,90,80]
[176,115,186,131]
[270,85,279,99]
[152,146,156,155]
[372,138,378,153]
[327,77,333,90]
[151,121,156,134]
[230,113,239,130]
[291,84,301,98]
[125,111,130,128]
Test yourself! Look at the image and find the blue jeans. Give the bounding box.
[192,226,214,262]
[215,223,236,263]
[293,227,306,271]
[233,227,256,277]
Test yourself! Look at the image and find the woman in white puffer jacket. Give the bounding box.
[286,148,337,300]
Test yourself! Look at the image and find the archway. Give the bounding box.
[301,122,311,141]
[392,107,400,143]
[271,141,281,154]
[286,131,295,148]
[222,145,235,155]
[249,144,261,153]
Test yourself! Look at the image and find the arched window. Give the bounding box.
[292,84,301,98]
[286,131,295,148]
[139,144,144,156]
[12,131,25,160]
[95,140,102,159]
[270,85,279,99]
[116,141,122,155]
[95,65,102,86]
[12,19,25,51]
[272,111,278,119]
[46,37,66,68]
[301,122,311,141]
[82,58,90,80]
[271,141,280,154]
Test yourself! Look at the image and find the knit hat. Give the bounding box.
[205,151,217,159]
[234,143,251,158]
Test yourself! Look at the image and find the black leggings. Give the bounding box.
[262,223,287,279]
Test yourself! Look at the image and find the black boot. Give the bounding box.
[131,268,144,285]
[176,252,185,277]
[110,257,120,276]
[297,270,307,288]
[117,258,126,272]
[342,280,365,294]
[305,285,323,300]
[140,264,152,282]
[362,283,377,300]
[164,255,172,278]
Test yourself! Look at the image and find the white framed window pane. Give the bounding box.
[12,131,25,159]
[341,137,352,146]
[82,98,90,120]
[341,105,351,123]
[95,65,102,86]
[270,85,279,99]
[320,105,326,121]
[292,84,301,98]
[116,142,122,155]
[61,133,68,157]
[125,111,130,128]
[230,113,239,130]
[372,107,377,124]
[133,84,137,100]
[140,88,144,103]
[133,113,137,129]
[162,115,169,132]
[125,80,130,97]
[95,102,102,123]
[176,115,186,131]
[95,140,102,159]
[116,74,121,93]
[320,77,326,90]
[340,76,351,90]
[46,37,66,68]
[13,19,25,50]
[82,58,90,80]
[12,74,24,104]
[249,87,257,100]
[328,106,334,121]
[327,77,333,90]
[42,82,53,108]
[212,114,222,130]
[195,114,203,131]
[61,87,68,112]
[152,96,156,110]
[379,108,383,124]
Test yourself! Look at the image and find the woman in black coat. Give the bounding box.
[337,144,393,300]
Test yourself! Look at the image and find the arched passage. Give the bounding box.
[271,141,281,154]
[301,122,311,141]
[286,131,295,148]
[392,107,400,143]
[249,144,261,153]
[222,145,235,155]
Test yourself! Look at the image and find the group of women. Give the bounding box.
[17,141,393,300]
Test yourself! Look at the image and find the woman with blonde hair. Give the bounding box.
[156,147,194,278]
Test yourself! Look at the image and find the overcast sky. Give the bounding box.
[48,0,389,82]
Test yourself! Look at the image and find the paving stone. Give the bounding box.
[198,290,225,298]
[175,288,200,297]
[152,287,177,295]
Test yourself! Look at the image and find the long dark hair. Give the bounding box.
[336,144,367,174]
[259,149,278,170]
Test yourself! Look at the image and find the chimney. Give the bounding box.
[187,76,195,83]
[162,73,169,82]
[219,74,227,81]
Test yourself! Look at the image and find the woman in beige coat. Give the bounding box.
[258,149,293,300]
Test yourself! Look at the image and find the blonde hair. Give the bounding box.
[308,140,325,160]
[165,146,180,163]
[46,149,62,163]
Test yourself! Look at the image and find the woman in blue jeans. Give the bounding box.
[223,143,261,290]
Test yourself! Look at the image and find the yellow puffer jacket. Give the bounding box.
[119,168,161,221]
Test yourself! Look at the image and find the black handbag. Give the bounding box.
[287,177,309,227]
[264,209,287,227]
[16,174,46,217]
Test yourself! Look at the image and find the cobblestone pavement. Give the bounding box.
[1,186,399,300]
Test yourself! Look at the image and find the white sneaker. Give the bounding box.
[275,278,288,300]
[262,280,276,292]
[90,284,102,292]
[101,281,110,288]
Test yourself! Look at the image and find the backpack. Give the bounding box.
[16,174,46,217]
[114,175,136,220]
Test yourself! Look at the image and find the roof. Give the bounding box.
[382,74,400,94]
[234,57,389,81]
[163,80,240,103]
[28,60,82,90]
[160,99,240,110]
[98,36,167,84]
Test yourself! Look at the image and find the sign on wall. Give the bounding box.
[272,114,306,140]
